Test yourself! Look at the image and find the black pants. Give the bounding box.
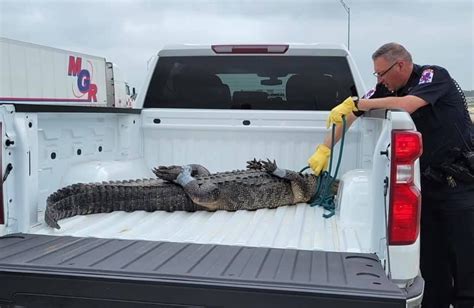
[420,187,474,308]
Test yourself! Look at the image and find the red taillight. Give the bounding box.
[389,184,421,245]
[393,131,423,163]
[211,45,289,54]
[388,130,423,245]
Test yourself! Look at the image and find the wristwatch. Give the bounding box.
[352,96,359,110]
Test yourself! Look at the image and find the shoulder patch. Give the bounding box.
[362,88,376,99]
[419,69,434,84]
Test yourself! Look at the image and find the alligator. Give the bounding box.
[45,159,319,229]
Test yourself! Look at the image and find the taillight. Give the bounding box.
[0,122,4,224]
[392,131,423,163]
[388,130,423,245]
[211,44,289,54]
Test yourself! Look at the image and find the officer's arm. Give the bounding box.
[322,112,358,148]
[356,95,428,114]
[308,112,358,174]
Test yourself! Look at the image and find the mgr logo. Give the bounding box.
[67,56,98,102]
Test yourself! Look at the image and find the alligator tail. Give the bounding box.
[44,179,191,229]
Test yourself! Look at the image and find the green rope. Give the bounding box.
[303,116,347,218]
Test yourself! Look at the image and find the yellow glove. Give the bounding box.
[308,144,331,175]
[326,96,358,128]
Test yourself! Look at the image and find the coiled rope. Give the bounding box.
[300,116,347,218]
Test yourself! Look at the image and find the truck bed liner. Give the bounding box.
[32,203,370,253]
[0,233,405,307]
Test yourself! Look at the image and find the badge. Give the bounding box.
[363,88,375,99]
[419,69,434,84]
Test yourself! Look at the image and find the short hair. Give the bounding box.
[372,42,413,63]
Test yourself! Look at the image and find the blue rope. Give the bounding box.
[303,116,347,218]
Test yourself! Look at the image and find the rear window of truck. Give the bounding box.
[144,56,357,110]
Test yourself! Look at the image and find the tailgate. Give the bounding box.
[0,234,406,308]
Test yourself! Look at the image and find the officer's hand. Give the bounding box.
[326,96,358,128]
[308,144,331,175]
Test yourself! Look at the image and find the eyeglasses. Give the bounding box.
[373,62,398,78]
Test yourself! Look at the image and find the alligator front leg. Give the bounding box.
[152,164,211,179]
[261,159,315,203]
[154,165,221,211]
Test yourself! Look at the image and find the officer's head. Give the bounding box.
[372,43,413,92]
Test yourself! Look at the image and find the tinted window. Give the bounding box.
[144,56,357,110]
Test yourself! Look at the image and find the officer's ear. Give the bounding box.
[398,60,409,73]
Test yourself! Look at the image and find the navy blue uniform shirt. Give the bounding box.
[362,64,473,191]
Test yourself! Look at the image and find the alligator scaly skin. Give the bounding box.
[44,178,195,229]
[45,160,318,229]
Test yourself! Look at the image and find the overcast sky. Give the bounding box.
[1,0,473,92]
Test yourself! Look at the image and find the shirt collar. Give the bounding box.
[396,64,421,96]
[412,64,422,77]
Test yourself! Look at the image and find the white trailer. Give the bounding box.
[0,37,134,108]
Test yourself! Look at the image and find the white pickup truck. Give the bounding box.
[0,44,423,307]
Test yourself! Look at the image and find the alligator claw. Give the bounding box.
[261,159,277,173]
[246,158,263,170]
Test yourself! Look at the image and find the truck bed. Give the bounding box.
[30,203,371,253]
[0,233,406,307]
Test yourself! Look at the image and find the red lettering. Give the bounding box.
[68,56,82,76]
[87,84,98,102]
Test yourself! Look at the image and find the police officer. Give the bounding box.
[308,42,474,307]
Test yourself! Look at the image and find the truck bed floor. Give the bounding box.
[31,203,370,253]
